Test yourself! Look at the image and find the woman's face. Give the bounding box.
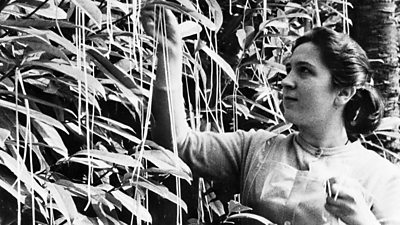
[282,42,340,128]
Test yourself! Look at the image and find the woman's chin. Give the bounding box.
[283,110,295,123]
[283,112,303,127]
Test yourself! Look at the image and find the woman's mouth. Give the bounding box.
[283,96,298,109]
[284,96,297,101]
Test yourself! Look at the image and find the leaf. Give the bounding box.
[8,27,77,56]
[56,179,95,197]
[86,48,143,110]
[66,157,113,169]
[126,175,187,212]
[20,39,70,62]
[146,1,218,31]
[0,108,18,140]
[42,30,76,55]
[65,122,83,136]
[320,2,353,26]
[107,0,130,14]
[111,190,152,223]
[91,201,111,225]
[208,199,225,217]
[63,83,102,112]
[56,179,113,206]
[55,180,124,225]
[73,215,101,225]
[137,141,192,183]
[15,0,67,19]
[23,61,106,98]
[47,183,79,225]
[236,28,247,49]
[95,116,134,133]
[23,194,49,223]
[70,0,102,29]
[72,150,142,168]
[258,13,312,31]
[179,21,202,38]
[0,90,77,119]
[236,26,255,50]
[244,59,286,74]
[86,48,143,94]
[93,193,128,225]
[226,212,274,225]
[228,200,252,213]
[361,141,400,162]
[198,41,237,84]
[267,122,293,134]
[374,131,400,140]
[32,120,68,158]
[17,125,49,172]
[377,117,400,131]
[0,172,27,204]
[330,0,354,8]
[284,2,308,13]
[0,99,68,133]
[174,0,196,11]
[0,151,48,201]
[0,2,13,18]
[205,0,223,30]
[265,20,289,29]
[0,128,10,149]
[224,95,286,121]
[92,119,141,144]
[0,19,76,29]
[0,34,38,43]
[0,26,70,61]
[235,102,251,119]
[183,51,208,88]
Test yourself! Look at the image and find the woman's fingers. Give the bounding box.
[140,5,181,46]
[326,177,364,200]
[140,6,159,37]
[325,197,352,217]
[325,176,377,225]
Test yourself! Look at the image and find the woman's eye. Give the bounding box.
[285,65,291,74]
[299,66,311,74]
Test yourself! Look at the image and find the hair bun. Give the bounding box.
[344,87,384,136]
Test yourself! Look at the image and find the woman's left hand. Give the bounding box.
[325,177,379,225]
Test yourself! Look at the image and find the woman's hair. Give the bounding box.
[292,27,384,136]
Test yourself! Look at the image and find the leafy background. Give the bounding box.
[0,0,399,225]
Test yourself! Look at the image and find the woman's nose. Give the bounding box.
[281,72,295,89]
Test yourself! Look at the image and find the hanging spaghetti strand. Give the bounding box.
[159,7,183,225]
[14,66,21,225]
[132,1,153,225]
[17,67,35,225]
[76,7,82,132]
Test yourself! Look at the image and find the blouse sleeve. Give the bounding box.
[177,129,277,188]
[369,158,400,225]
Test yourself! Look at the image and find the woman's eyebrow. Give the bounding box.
[293,60,316,70]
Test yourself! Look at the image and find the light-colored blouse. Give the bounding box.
[178,129,400,225]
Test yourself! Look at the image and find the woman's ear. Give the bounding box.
[335,86,356,106]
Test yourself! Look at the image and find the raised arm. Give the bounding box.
[140,6,259,185]
[141,6,190,149]
[141,7,189,149]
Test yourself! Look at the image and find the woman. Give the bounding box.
[141,7,400,225]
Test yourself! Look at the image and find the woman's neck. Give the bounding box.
[298,122,349,149]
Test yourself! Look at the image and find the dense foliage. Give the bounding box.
[0,0,398,225]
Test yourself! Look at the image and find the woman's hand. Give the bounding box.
[140,4,181,48]
[325,177,379,225]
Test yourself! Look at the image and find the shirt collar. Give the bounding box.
[293,133,357,157]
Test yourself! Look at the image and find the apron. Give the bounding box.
[241,142,372,225]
